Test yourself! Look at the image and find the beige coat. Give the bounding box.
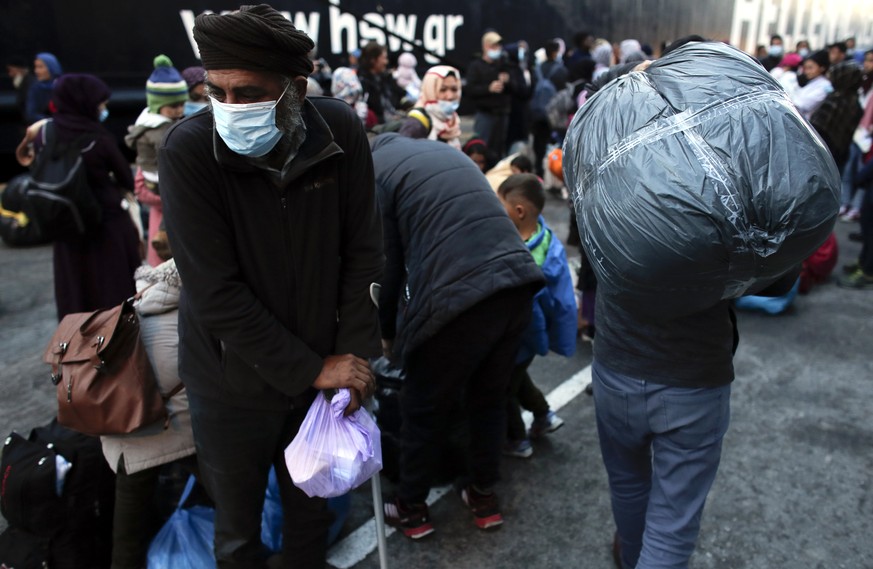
[100,260,195,474]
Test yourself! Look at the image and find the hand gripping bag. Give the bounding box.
[285,389,382,498]
[563,41,839,319]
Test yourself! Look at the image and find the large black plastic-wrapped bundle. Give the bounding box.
[563,41,839,319]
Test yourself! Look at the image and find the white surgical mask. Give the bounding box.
[210,85,288,157]
[12,74,23,89]
[768,45,784,58]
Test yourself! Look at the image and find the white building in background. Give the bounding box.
[730,0,873,53]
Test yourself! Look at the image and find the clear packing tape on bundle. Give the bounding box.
[564,41,840,319]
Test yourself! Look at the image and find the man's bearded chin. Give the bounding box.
[277,81,306,154]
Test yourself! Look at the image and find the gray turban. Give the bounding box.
[194,4,315,78]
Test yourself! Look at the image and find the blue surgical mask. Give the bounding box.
[437,99,459,116]
[184,100,208,116]
[798,48,810,58]
[210,85,288,157]
[768,45,784,58]
[518,48,526,61]
[99,108,109,122]
[487,48,503,60]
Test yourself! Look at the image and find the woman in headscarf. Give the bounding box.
[398,65,463,148]
[331,66,376,128]
[25,52,62,124]
[22,74,140,319]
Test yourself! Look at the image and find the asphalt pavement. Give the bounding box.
[1,189,871,569]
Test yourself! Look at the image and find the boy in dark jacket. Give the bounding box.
[497,174,577,458]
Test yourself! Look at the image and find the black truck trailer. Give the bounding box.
[1,0,869,175]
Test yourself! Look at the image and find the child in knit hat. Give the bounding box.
[181,65,207,115]
[125,55,189,266]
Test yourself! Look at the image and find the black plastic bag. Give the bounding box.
[564,41,839,319]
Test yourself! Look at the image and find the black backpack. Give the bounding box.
[0,432,66,536]
[0,526,50,569]
[24,120,102,239]
[0,421,115,569]
[0,174,51,246]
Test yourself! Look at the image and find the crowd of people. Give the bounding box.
[1,5,870,569]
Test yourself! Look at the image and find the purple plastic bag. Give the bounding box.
[284,389,382,498]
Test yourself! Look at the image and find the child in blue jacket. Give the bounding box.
[497,174,578,458]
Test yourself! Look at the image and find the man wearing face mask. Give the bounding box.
[467,30,515,157]
[159,5,383,569]
[759,34,784,72]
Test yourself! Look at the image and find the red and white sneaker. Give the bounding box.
[459,484,503,530]
[384,496,434,540]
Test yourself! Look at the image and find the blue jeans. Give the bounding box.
[840,143,867,211]
[592,360,731,569]
[473,111,509,157]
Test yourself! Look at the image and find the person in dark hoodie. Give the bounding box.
[371,133,543,539]
[159,6,382,568]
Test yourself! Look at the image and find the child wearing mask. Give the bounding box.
[125,55,189,266]
[497,174,577,457]
[181,65,207,116]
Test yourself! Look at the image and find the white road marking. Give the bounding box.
[326,364,593,569]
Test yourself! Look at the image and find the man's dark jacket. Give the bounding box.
[160,97,383,410]
[370,134,543,359]
[466,57,514,114]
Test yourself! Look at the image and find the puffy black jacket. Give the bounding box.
[160,97,383,410]
[371,134,543,358]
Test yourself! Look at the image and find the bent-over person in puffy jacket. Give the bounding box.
[371,133,543,539]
